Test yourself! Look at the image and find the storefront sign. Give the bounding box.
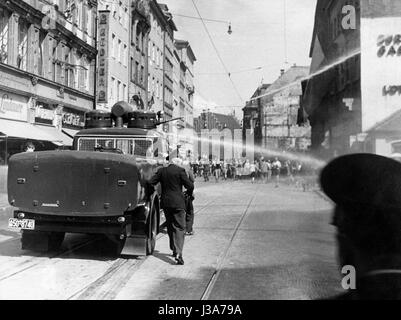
[62,108,85,129]
[35,103,55,125]
[0,91,28,121]
[97,11,110,103]
[361,11,401,131]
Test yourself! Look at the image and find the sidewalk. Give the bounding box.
[0,166,7,194]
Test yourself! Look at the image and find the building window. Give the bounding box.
[83,58,89,91]
[38,31,46,76]
[148,41,152,65]
[140,65,144,85]
[156,48,159,66]
[87,6,92,37]
[130,57,134,81]
[118,39,122,63]
[64,47,70,86]
[135,61,139,83]
[123,84,127,101]
[76,0,82,28]
[124,8,128,29]
[110,77,115,102]
[0,8,8,64]
[118,5,123,24]
[117,80,121,101]
[75,54,81,88]
[112,34,116,59]
[123,44,127,66]
[17,19,28,71]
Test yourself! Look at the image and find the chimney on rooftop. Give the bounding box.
[280,69,285,76]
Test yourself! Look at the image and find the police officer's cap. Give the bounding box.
[320,153,401,210]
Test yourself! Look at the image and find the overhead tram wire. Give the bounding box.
[171,13,230,25]
[196,66,263,76]
[190,0,244,104]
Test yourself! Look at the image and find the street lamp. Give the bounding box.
[227,22,232,35]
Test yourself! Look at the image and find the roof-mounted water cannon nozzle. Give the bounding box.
[111,101,134,128]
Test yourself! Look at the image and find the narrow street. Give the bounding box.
[0,178,344,300]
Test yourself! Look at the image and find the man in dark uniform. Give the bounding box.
[320,153,401,299]
[150,157,194,265]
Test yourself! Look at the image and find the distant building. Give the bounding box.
[194,111,241,160]
[244,66,311,158]
[262,66,311,151]
[148,0,170,116]
[173,39,196,157]
[129,0,151,108]
[242,84,271,150]
[159,3,177,123]
[97,0,130,110]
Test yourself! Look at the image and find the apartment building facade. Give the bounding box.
[0,0,97,164]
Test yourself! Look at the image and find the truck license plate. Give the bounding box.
[8,218,35,230]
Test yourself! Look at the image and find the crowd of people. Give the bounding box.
[189,157,304,187]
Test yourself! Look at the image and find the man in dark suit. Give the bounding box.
[150,157,194,265]
[320,153,401,299]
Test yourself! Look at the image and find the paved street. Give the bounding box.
[0,178,344,300]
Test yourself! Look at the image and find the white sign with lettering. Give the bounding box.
[361,16,401,131]
[0,91,28,121]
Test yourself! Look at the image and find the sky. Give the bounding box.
[161,0,317,118]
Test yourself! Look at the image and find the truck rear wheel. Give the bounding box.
[146,203,158,255]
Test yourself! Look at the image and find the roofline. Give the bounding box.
[175,39,197,62]
[309,0,321,58]
[149,0,170,30]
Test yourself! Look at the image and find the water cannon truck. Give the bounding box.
[7,101,172,257]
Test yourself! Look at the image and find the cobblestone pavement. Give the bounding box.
[0,178,344,300]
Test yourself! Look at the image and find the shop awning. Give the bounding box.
[35,125,73,146]
[0,119,72,146]
[62,128,80,139]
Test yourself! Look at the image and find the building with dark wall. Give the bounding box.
[242,84,269,151]
[0,0,97,164]
[302,0,361,158]
[303,0,401,159]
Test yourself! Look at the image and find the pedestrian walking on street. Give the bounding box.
[272,157,282,187]
[250,161,257,183]
[182,160,195,236]
[267,160,272,182]
[321,154,401,299]
[150,157,194,265]
[261,160,268,183]
[203,161,210,182]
